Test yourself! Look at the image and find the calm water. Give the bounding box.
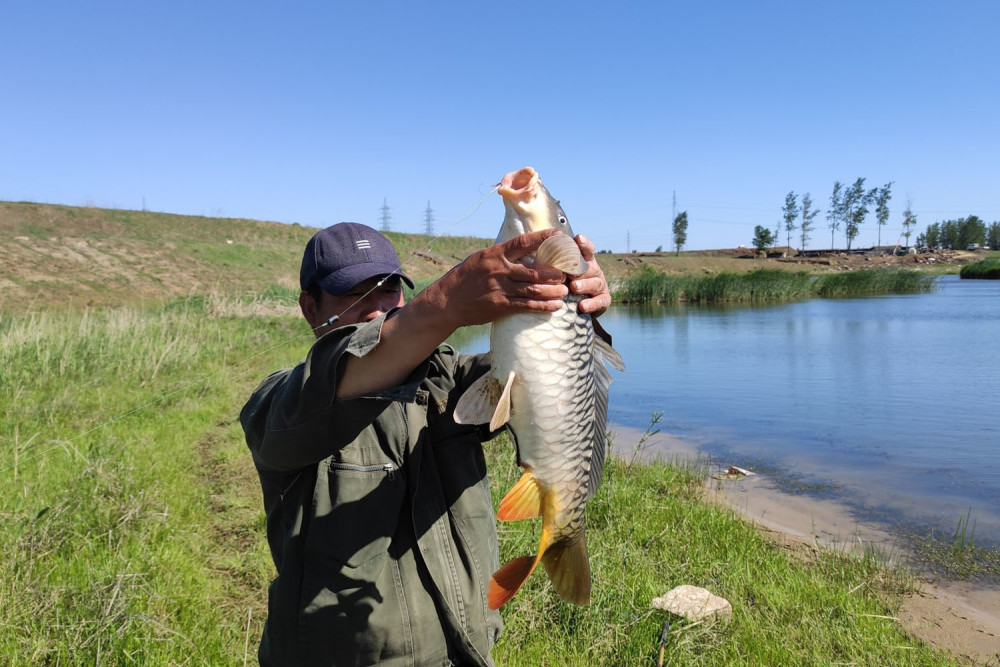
[453,276,1000,546]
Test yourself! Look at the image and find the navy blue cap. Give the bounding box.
[300,222,414,296]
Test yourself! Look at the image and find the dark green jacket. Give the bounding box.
[241,313,502,666]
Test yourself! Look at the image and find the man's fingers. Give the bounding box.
[575,234,596,262]
[577,293,611,316]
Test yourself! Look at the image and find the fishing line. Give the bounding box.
[2,184,501,475]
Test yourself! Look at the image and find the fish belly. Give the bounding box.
[490,297,596,539]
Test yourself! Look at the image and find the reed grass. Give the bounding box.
[814,269,935,298]
[959,257,1000,279]
[615,266,935,304]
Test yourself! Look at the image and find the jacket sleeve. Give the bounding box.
[240,311,431,472]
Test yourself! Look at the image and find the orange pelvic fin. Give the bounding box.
[541,535,592,605]
[497,469,542,522]
[488,554,538,610]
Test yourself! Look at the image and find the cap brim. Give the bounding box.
[315,262,415,296]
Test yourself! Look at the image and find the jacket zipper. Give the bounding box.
[329,461,396,481]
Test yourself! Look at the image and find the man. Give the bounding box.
[241,222,611,666]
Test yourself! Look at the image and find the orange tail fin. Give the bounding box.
[541,535,591,605]
[488,555,538,610]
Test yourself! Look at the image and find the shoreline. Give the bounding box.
[609,423,1000,663]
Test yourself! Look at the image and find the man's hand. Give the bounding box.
[568,234,612,317]
[430,229,570,329]
[336,230,609,398]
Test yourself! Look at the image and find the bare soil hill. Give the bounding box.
[0,202,490,310]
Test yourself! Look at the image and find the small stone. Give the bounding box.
[652,585,732,623]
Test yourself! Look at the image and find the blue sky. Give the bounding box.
[2,1,998,252]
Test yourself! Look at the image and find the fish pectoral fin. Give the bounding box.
[488,554,539,610]
[489,370,516,431]
[454,372,504,425]
[497,470,542,521]
[535,233,588,276]
[541,534,591,606]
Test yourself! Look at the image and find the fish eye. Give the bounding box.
[558,216,568,225]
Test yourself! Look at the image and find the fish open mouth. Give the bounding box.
[498,166,540,205]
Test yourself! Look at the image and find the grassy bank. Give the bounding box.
[0,295,304,662]
[614,266,936,304]
[1,299,961,664]
[959,257,1000,279]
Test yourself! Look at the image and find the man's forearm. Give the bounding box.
[335,284,459,399]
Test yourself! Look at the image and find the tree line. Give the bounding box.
[765,179,996,254]
[917,217,1000,251]
[768,179,903,253]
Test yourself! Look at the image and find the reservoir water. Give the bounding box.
[453,275,1000,547]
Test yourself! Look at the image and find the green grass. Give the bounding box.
[487,441,953,665]
[0,300,961,664]
[1,298,307,663]
[615,266,935,304]
[959,257,1000,279]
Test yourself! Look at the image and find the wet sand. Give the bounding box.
[610,423,1000,664]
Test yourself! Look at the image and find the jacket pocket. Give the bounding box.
[434,433,493,520]
[311,458,405,569]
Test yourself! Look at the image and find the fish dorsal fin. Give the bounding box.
[594,335,625,372]
[453,370,516,432]
[587,335,624,497]
[535,234,588,276]
[497,469,542,521]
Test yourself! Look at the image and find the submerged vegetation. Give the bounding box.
[0,298,967,664]
[614,266,935,304]
[959,257,1000,279]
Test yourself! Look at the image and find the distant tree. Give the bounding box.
[655,244,663,253]
[752,225,775,256]
[924,222,941,248]
[915,231,926,249]
[988,222,1000,250]
[901,198,918,248]
[941,220,959,249]
[874,182,893,248]
[957,216,987,248]
[782,191,798,250]
[842,178,874,250]
[827,181,844,248]
[799,192,819,251]
[672,211,688,256]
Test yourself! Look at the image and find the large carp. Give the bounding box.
[454,166,624,609]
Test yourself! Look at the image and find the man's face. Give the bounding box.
[300,275,406,336]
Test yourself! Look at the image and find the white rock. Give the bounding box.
[652,585,732,623]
